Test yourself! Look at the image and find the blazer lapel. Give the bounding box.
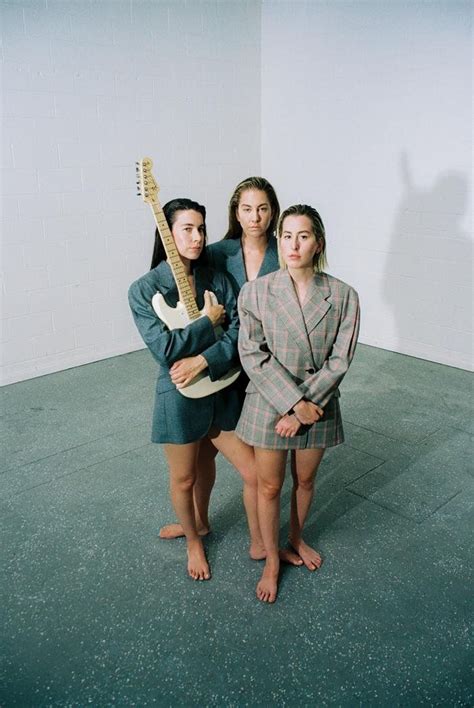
[258,235,279,277]
[302,273,332,334]
[272,270,309,352]
[227,240,247,290]
[156,261,179,302]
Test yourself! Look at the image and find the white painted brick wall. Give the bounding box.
[262,0,472,371]
[1,0,262,384]
[4,1,468,383]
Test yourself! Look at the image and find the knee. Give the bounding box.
[239,464,257,487]
[294,476,314,493]
[258,478,283,501]
[171,475,196,494]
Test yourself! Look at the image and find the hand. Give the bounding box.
[293,400,324,425]
[203,290,225,327]
[275,414,301,438]
[170,355,207,388]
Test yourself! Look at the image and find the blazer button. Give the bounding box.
[306,367,315,374]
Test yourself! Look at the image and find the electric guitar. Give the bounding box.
[136,157,240,399]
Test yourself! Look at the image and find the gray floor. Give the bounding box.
[1,344,472,707]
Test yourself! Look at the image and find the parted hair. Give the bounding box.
[224,176,280,240]
[150,198,207,270]
[277,204,328,272]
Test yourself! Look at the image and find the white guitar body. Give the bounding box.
[152,291,241,399]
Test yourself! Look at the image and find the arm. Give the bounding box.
[198,272,240,381]
[238,283,303,415]
[299,287,360,408]
[128,275,216,368]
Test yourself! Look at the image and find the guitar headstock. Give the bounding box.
[136,157,159,203]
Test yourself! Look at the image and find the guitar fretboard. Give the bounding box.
[151,202,201,321]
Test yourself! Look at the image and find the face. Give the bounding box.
[171,209,205,262]
[236,189,272,238]
[279,215,320,269]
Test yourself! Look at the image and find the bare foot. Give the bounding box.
[249,541,266,561]
[187,539,211,581]
[256,559,279,603]
[249,543,303,566]
[279,548,303,566]
[290,538,323,571]
[159,522,209,540]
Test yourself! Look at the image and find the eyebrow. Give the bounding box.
[282,230,312,235]
[240,203,269,208]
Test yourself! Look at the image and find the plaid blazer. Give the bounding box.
[236,269,360,449]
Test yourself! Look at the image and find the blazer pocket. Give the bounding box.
[156,375,176,394]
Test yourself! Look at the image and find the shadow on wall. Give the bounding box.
[384,153,472,362]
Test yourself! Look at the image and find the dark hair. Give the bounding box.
[150,198,207,270]
[224,176,280,240]
[277,204,328,272]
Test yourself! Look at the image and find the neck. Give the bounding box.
[241,232,268,250]
[287,266,314,284]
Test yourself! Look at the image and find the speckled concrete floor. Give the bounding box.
[1,345,472,707]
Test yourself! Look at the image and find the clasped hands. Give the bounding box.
[275,399,324,438]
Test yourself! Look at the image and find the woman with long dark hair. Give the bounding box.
[129,198,263,580]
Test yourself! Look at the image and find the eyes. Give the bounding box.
[182,226,205,235]
[282,232,312,240]
[240,206,269,214]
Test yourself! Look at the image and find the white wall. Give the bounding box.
[1,0,261,385]
[262,0,472,370]
[2,0,472,385]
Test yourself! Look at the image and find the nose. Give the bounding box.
[291,237,299,250]
[250,209,260,223]
[192,229,202,243]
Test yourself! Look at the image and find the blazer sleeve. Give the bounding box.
[238,283,303,415]
[199,272,240,381]
[128,275,217,367]
[300,287,360,407]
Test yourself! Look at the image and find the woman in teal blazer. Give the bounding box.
[129,198,265,581]
[158,181,303,569]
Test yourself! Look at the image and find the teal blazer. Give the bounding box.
[207,236,279,296]
[128,261,242,444]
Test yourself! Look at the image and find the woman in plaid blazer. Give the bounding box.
[237,204,360,603]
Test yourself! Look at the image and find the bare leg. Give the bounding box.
[163,442,211,581]
[288,448,325,571]
[160,438,216,539]
[209,429,264,559]
[254,448,288,603]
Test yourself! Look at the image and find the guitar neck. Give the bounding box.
[150,202,201,321]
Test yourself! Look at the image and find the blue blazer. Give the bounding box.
[128,261,242,444]
[207,236,279,296]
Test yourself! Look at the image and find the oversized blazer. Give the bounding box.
[128,261,242,444]
[236,269,360,449]
[207,235,279,296]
